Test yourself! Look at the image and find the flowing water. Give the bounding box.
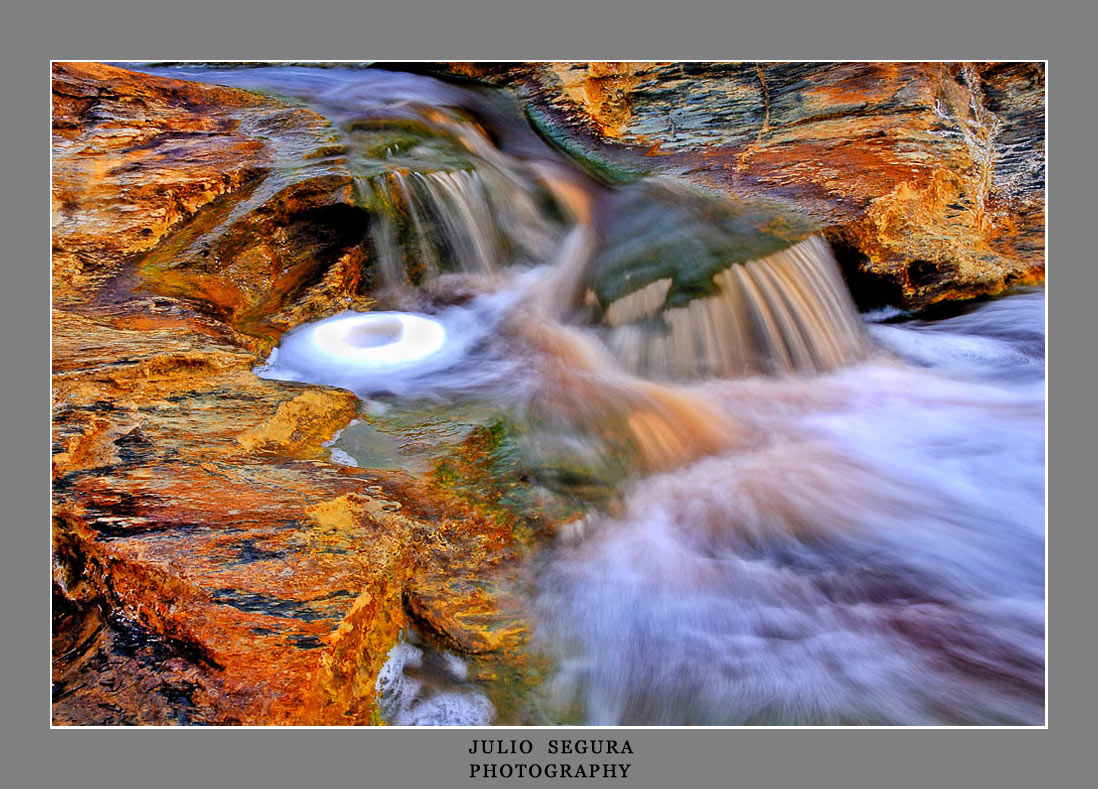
[539,292,1044,725]
[135,65,1045,726]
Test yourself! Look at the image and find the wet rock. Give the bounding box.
[51,63,534,726]
[53,62,373,341]
[52,62,272,303]
[237,390,359,457]
[405,577,528,656]
[438,62,1044,308]
[140,176,373,338]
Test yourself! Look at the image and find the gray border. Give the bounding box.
[9,1,1094,787]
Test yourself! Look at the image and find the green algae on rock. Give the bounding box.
[434,62,1045,309]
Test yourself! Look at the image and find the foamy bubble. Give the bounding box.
[375,640,495,726]
[257,309,477,397]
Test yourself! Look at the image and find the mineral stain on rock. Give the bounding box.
[52,62,538,725]
[52,61,1044,726]
[438,61,1044,309]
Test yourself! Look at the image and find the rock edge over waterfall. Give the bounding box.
[51,62,1045,725]
[431,61,1044,308]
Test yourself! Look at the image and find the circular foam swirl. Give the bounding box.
[257,310,469,396]
[304,312,447,366]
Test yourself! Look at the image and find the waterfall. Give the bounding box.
[362,165,562,287]
[301,84,868,386]
[346,104,561,290]
[598,236,867,379]
[225,65,1042,727]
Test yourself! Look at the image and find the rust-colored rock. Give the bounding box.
[52,61,1045,726]
[52,62,269,304]
[52,61,372,341]
[51,63,531,726]
[237,390,359,456]
[439,62,1045,308]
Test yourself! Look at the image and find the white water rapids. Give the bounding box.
[142,65,1045,726]
[259,272,1044,726]
[538,292,1044,725]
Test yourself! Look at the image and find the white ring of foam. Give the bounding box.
[305,312,447,367]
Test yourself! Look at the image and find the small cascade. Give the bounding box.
[391,170,441,279]
[514,317,742,472]
[345,103,562,290]
[362,165,561,288]
[211,66,1044,727]
[598,236,867,379]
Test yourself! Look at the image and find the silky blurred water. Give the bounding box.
[271,282,1045,726]
[134,65,1045,725]
[538,290,1044,725]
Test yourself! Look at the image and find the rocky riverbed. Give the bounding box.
[51,61,1044,726]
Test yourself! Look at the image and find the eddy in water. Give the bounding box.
[166,65,1044,726]
[539,291,1044,725]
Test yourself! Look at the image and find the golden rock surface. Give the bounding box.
[447,62,1045,308]
[52,63,527,725]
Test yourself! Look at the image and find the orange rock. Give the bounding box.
[443,61,1045,308]
[237,390,359,457]
[51,63,534,726]
[52,62,271,304]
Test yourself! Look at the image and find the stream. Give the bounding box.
[131,64,1045,726]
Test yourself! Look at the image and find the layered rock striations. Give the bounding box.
[439,62,1044,308]
[51,63,528,725]
[51,61,1045,725]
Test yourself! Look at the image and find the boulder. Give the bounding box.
[437,62,1045,308]
[51,63,528,725]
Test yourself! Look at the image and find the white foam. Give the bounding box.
[257,311,455,395]
[375,641,495,726]
[538,292,1045,725]
[441,652,469,682]
[393,691,494,727]
[861,305,907,323]
[869,323,1043,380]
[255,285,529,399]
[375,642,425,722]
[313,312,446,364]
[327,448,359,468]
[868,290,1044,382]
